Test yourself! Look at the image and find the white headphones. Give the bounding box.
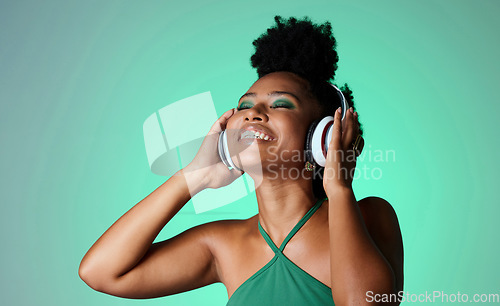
[218,83,347,171]
[218,128,243,172]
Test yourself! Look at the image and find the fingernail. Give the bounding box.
[337,107,341,114]
[354,111,358,117]
[349,107,353,114]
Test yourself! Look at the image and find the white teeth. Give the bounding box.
[240,129,274,141]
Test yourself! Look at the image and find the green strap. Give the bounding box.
[258,198,326,253]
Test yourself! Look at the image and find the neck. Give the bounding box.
[251,174,320,245]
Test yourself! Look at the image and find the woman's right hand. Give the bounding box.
[181,108,243,193]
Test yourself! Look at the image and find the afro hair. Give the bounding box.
[250,15,364,198]
[250,15,363,136]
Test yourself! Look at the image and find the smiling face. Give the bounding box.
[225,71,323,176]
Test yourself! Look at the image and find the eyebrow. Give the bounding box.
[239,91,301,103]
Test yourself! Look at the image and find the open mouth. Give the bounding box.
[240,128,276,141]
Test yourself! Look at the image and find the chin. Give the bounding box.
[232,145,263,173]
[228,134,296,180]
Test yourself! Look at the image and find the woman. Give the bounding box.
[79,16,404,305]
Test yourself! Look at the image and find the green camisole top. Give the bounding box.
[226,198,335,305]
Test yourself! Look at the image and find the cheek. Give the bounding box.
[225,116,241,148]
[225,115,238,131]
[292,115,309,135]
[278,121,308,150]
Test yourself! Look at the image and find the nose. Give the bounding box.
[244,104,268,122]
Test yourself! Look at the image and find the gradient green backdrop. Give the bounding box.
[1,0,498,305]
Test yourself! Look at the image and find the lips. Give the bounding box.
[238,124,277,141]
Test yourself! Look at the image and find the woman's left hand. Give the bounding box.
[323,107,364,193]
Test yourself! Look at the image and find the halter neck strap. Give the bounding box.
[258,198,326,253]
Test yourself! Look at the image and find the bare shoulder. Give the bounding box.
[169,217,251,249]
[357,196,400,232]
[201,216,255,242]
[200,215,256,238]
[196,216,258,284]
[193,215,258,257]
[356,196,402,249]
[171,217,254,265]
[357,196,404,292]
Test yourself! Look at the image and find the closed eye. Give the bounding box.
[271,103,291,109]
[237,106,249,111]
[239,103,291,110]
[237,99,296,111]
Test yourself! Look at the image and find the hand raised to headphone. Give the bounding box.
[323,106,363,194]
[182,108,244,194]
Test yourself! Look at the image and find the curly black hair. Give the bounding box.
[250,15,364,198]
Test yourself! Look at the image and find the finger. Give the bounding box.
[209,108,236,134]
[351,112,361,156]
[341,107,349,133]
[342,107,355,149]
[353,111,360,136]
[329,106,343,152]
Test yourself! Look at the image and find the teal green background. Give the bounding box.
[1,0,498,305]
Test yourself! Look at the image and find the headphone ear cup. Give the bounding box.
[218,130,243,172]
[218,131,230,167]
[305,119,322,169]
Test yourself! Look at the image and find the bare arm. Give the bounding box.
[78,171,216,298]
[78,109,242,298]
[327,189,403,305]
[323,107,403,304]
